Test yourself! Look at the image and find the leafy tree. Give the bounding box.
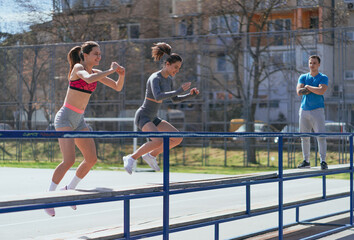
[1,0,162,129]
[197,0,298,163]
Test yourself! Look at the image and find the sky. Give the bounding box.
[0,0,52,34]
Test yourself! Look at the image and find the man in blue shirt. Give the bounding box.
[297,55,328,170]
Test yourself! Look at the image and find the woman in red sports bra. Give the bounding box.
[45,41,125,217]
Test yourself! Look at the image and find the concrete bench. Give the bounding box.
[0,164,351,239]
[0,171,278,209]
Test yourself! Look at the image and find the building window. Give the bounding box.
[217,55,227,72]
[130,24,140,38]
[85,0,110,8]
[346,31,354,41]
[61,0,110,10]
[258,0,287,9]
[267,19,291,31]
[118,23,140,39]
[270,51,294,70]
[120,0,132,4]
[217,54,234,73]
[209,15,238,34]
[299,0,319,6]
[179,19,193,36]
[259,100,279,108]
[310,17,319,29]
[345,70,354,80]
[267,19,291,45]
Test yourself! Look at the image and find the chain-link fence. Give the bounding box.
[1,27,354,167]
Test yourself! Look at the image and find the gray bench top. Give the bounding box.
[0,164,351,239]
[0,164,349,208]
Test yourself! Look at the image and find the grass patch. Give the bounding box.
[0,140,351,178]
[0,160,280,175]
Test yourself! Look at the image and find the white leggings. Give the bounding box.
[299,108,327,162]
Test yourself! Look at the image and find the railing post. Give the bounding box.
[278,136,283,240]
[214,223,219,240]
[350,136,353,225]
[322,175,326,199]
[296,207,300,223]
[123,199,130,239]
[163,136,170,240]
[246,182,251,215]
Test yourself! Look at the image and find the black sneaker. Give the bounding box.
[321,161,328,170]
[298,160,310,168]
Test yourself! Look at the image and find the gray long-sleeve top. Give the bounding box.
[139,71,196,118]
[146,71,194,103]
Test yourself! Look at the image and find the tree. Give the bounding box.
[197,0,300,164]
[14,0,162,43]
[3,0,163,131]
[12,0,117,42]
[2,44,51,130]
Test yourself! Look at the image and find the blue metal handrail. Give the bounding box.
[0,130,352,138]
[0,130,353,240]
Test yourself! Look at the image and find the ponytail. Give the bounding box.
[151,42,182,64]
[67,46,82,79]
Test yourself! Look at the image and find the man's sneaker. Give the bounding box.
[321,161,328,170]
[297,160,310,168]
[142,153,160,171]
[123,155,135,175]
[44,208,55,217]
[60,186,77,210]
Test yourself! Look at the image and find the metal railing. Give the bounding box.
[0,130,353,240]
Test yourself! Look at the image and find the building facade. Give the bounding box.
[1,0,354,131]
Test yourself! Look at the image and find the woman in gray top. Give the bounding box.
[123,42,199,174]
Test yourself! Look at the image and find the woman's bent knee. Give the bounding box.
[172,137,183,146]
[85,157,97,166]
[60,159,75,169]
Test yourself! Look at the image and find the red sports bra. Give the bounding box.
[69,70,97,94]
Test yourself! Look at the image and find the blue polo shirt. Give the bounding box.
[298,72,328,110]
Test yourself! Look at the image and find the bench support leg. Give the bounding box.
[246,183,251,215]
[163,137,170,240]
[296,207,300,223]
[278,137,284,240]
[322,176,326,199]
[350,136,353,226]
[124,199,130,239]
[215,223,219,240]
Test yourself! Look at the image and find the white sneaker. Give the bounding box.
[123,155,135,175]
[44,208,55,217]
[142,153,160,171]
[60,186,77,210]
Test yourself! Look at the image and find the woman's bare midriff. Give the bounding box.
[63,88,91,110]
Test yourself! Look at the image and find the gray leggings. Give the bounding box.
[54,106,88,130]
[299,108,327,162]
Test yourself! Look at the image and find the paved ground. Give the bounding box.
[0,167,353,240]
